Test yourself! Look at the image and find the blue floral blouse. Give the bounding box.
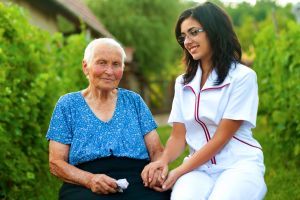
[46,88,157,165]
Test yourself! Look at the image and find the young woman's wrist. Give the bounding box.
[159,154,170,165]
[174,165,188,177]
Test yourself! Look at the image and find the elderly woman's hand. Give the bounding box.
[87,174,118,194]
[141,160,168,189]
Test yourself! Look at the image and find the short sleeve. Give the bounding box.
[135,95,157,135]
[223,71,258,128]
[46,96,73,144]
[168,77,185,124]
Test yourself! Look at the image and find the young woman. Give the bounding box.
[142,2,267,200]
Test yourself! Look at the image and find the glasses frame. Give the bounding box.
[177,28,205,44]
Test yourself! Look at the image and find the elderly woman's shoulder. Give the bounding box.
[118,88,144,102]
[118,88,140,97]
[56,91,82,105]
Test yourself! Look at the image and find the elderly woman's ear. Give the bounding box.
[82,60,89,78]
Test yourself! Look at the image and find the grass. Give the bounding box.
[157,124,300,200]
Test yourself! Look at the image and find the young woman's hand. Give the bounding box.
[141,160,168,188]
[161,168,181,191]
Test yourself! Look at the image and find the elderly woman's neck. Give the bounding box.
[82,87,117,102]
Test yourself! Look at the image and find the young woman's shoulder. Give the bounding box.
[230,62,257,80]
[174,74,185,85]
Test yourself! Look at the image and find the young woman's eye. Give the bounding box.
[190,30,199,36]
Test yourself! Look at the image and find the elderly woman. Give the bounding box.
[46,38,170,200]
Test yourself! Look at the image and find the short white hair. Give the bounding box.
[83,38,126,66]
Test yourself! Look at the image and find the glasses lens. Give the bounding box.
[177,36,185,44]
[190,29,199,36]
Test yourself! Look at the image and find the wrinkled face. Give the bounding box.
[83,44,124,91]
[180,17,212,62]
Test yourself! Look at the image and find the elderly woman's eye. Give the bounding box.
[113,62,121,68]
[96,60,106,66]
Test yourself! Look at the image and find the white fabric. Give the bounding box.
[168,63,264,170]
[168,63,266,199]
[116,178,129,192]
[171,159,267,200]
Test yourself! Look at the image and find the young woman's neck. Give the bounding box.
[200,58,212,75]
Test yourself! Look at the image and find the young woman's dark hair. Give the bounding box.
[175,2,242,85]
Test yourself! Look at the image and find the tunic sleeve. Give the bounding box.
[46,95,73,144]
[223,71,258,128]
[168,77,185,124]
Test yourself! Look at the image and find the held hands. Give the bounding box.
[87,174,118,194]
[142,160,180,191]
[160,169,181,191]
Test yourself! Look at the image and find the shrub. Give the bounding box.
[254,20,300,166]
[0,3,89,199]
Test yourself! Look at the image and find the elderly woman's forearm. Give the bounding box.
[150,144,164,161]
[50,159,93,188]
[144,130,165,161]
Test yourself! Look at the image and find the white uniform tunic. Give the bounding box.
[169,63,267,200]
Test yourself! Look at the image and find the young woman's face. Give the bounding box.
[180,17,212,62]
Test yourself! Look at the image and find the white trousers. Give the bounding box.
[171,162,267,200]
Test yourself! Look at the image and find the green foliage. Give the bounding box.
[86,0,184,80]
[254,20,300,165]
[254,121,300,200]
[0,3,89,199]
[226,1,294,54]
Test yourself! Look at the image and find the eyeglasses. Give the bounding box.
[177,28,205,44]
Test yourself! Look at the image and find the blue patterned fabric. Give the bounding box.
[46,88,157,165]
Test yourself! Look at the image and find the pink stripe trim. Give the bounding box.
[186,85,216,164]
[195,95,209,141]
[233,136,262,150]
[201,83,230,92]
[195,93,216,164]
[185,85,196,95]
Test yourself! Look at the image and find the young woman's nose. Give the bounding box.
[184,35,193,45]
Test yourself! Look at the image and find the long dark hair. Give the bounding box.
[175,2,241,85]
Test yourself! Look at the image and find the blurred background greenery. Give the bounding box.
[0,0,299,199]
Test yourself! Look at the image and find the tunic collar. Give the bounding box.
[183,63,232,93]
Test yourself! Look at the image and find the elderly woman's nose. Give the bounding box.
[104,65,114,73]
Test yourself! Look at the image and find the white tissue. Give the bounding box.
[116,178,129,192]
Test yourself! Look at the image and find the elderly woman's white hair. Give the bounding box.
[83,38,127,67]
